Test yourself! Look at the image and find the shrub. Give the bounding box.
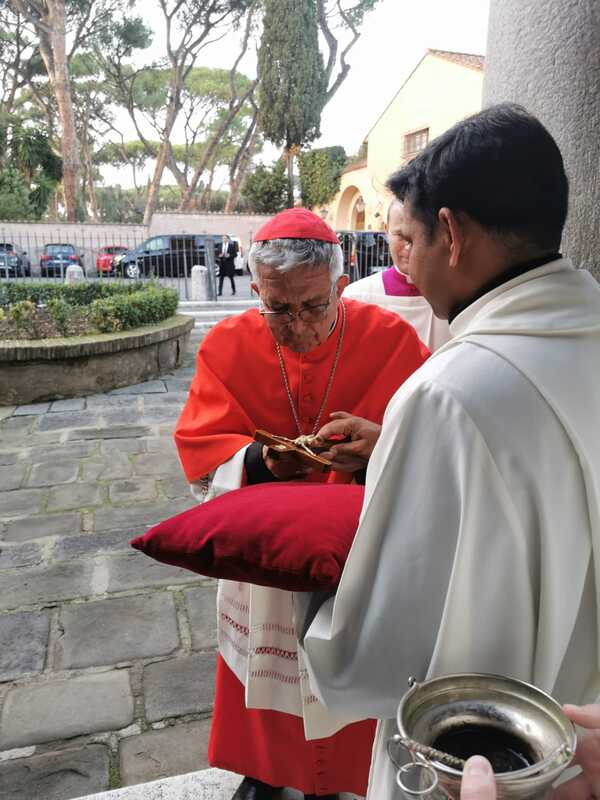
[47,297,75,337]
[0,282,179,339]
[3,281,148,307]
[9,300,38,336]
[89,286,179,333]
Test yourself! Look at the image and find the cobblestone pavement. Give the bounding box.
[0,326,222,800]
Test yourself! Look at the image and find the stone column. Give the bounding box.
[483,0,600,280]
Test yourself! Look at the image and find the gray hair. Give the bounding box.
[248,238,344,283]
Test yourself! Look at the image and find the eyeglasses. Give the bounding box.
[259,286,336,324]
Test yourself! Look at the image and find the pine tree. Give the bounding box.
[241,160,288,214]
[257,0,327,207]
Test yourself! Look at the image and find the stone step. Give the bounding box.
[179,309,253,322]
[190,322,217,334]
[73,767,240,800]
[72,768,357,800]
[178,300,258,311]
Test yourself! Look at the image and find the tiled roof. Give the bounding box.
[341,159,367,175]
[428,49,485,71]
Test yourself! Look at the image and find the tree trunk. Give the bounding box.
[143,139,169,226]
[45,0,80,223]
[143,85,181,225]
[199,160,217,210]
[83,140,99,222]
[286,149,294,208]
[177,81,257,212]
[225,114,258,213]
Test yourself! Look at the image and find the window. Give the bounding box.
[403,128,429,157]
[146,237,167,252]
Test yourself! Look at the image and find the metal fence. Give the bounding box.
[337,230,391,282]
[0,225,390,297]
[0,228,232,301]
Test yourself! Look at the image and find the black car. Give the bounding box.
[0,243,30,277]
[336,230,390,281]
[40,243,83,278]
[114,234,216,279]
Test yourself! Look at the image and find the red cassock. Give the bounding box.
[175,298,429,795]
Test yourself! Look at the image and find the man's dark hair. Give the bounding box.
[386,103,568,252]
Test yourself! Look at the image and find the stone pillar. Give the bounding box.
[64,264,85,284]
[190,265,209,301]
[483,0,600,280]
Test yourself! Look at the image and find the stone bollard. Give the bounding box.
[191,265,209,301]
[64,264,85,284]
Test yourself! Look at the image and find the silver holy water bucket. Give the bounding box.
[387,674,576,800]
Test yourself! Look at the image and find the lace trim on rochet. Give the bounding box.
[249,669,301,685]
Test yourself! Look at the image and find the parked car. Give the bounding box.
[40,243,83,278]
[0,253,19,278]
[96,245,128,275]
[0,242,30,277]
[114,234,216,279]
[336,230,390,281]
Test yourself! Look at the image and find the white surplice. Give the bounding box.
[343,270,451,352]
[297,258,600,799]
[193,446,363,741]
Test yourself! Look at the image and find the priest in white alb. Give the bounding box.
[296,103,600,800]
[343,198,451,352]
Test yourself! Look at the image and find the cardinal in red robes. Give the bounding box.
[174,208,429,800]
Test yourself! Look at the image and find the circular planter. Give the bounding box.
[0,314,194,405]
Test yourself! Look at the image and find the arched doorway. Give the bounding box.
[352,197,365,230]
[336,185,363,230]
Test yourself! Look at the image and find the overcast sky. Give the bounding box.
[105,0,490,188]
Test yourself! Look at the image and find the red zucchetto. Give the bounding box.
[253,208,339,244]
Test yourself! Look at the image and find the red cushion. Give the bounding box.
[130,482,364,591]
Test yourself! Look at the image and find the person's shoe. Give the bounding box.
[231,777,281,800]
[218,292,223,296]
[232,291,236,295]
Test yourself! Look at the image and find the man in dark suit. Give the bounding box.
[218,235,239,296]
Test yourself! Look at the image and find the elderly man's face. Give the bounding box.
[387,201,411,276]
[252,264,348,353]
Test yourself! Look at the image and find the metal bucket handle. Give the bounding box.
[387,734,440,797]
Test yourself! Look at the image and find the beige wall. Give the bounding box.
[150,212,271,252]
[321,52,484,231]
[367,54,483,196]
[318,163,383,231]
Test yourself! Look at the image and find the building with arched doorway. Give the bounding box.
[318,49,484,232]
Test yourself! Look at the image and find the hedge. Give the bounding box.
[0,281,148,308]
[0,282,179,335]
[89,286,179,333]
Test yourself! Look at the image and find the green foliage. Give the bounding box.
[2,282,177,338]
[89,286,179,333]
[94,141,159,169]
[94,15,153,57]
[0,165,32,220]
[257,0,326,150]
[96,185,145,223]
[9,300,37,335]
[241,160,288,214]
[347,140,368,166]
[47,298,75,336]
[0,124,62,219]
[298,146,347,207]
[2,281,147,307]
